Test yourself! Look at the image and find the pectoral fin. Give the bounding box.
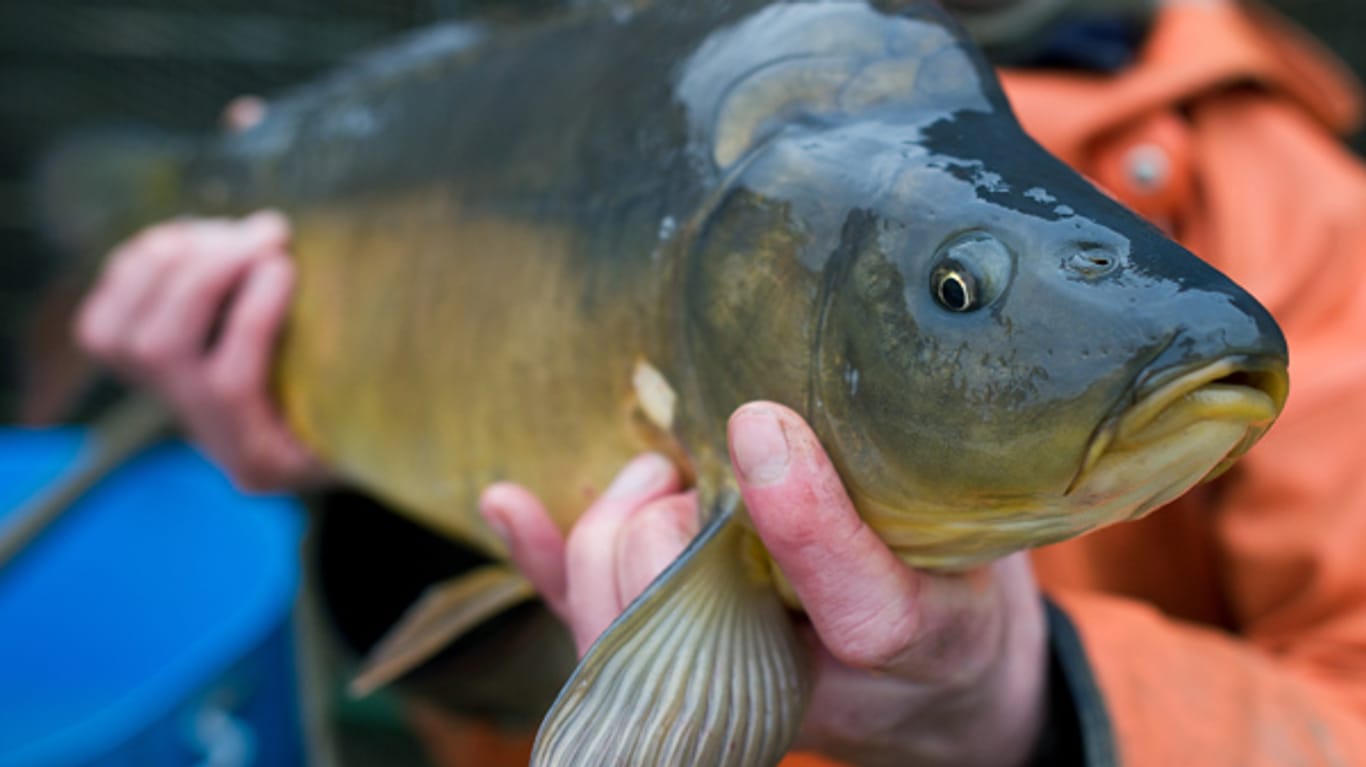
[532,503,811,766]
[350,564,537,697]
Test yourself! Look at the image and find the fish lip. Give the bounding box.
[1067,354,1290,494]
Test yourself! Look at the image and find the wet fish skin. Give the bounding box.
[41,1,1284,567]
[672,5,1286,567]
[31,2,1289,763]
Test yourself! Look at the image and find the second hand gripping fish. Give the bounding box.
[40,1,1289,764]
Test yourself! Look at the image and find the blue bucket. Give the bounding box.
[0,430,305,767]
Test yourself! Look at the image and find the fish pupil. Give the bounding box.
[934,267,975,312]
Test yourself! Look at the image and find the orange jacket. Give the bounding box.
[786,3,1366,766]
[1008,2,1366,765]
[412,3,1366,765]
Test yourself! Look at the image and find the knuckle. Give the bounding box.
[826,605,920,671]
[127,331,174,368]
[75,313,116,358]
[564,521,607,567]
[264,253,296,282]
[565,517,622,576]
[766,512,826,553]
[627,495,695,542]
[134,224,190,258]
[205,367,254,406]
[247,209,291,241]
[104,248,149,285]
[231,463,271,493]
[828,632,902,671]
[230,438,278,493]
[230,302,273,341]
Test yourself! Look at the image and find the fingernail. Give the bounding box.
[480,500,511,543]
[604,454,669,499]
[244,209,287,238]
[732,406,789,486]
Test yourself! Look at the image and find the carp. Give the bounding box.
[24,1,1288,764]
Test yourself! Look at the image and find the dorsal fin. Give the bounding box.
[677,3,1004,170]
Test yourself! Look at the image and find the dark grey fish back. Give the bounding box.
[199,2,778,213]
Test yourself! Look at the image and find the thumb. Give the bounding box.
[729,402,924,672]
[729,402,1032,682]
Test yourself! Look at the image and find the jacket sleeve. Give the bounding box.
[1051,87,1366,767]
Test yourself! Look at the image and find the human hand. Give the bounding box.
[480,402,1048,767]
[74,212,332,492]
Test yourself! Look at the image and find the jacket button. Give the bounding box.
[1090,111,1193,232]
[1125,143,1171,192]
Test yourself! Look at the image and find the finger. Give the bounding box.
[564,453,680,653]
[480,482,569,618]
[75,227,187,365]
[200,254,295,412]
[222,95,267,132]
[178,256,298,487]
[132,214,290,371]
[613,490,697,608]
[223,420,331,492]
[729,402,924,672]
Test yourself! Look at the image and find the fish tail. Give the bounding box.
[35,127,196,271]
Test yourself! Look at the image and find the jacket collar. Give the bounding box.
[998,0,1364,164]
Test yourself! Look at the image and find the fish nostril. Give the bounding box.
[1063,244,1121,278]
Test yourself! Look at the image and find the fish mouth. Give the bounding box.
[1070,355,1289,494]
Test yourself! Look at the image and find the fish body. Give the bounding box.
[38,1,1289,764]
[169,0,1287,566]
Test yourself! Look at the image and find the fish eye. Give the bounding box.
[933,263,978,312]
[928,231,1013,313]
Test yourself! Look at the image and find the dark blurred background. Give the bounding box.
[1,0,1363,423]
[0,0,553,424]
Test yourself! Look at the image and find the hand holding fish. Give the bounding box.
[482,402,1048,767]
[74,213,331,492]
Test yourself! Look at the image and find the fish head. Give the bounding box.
[794,115,1288,568]
[675,1,1286,567]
